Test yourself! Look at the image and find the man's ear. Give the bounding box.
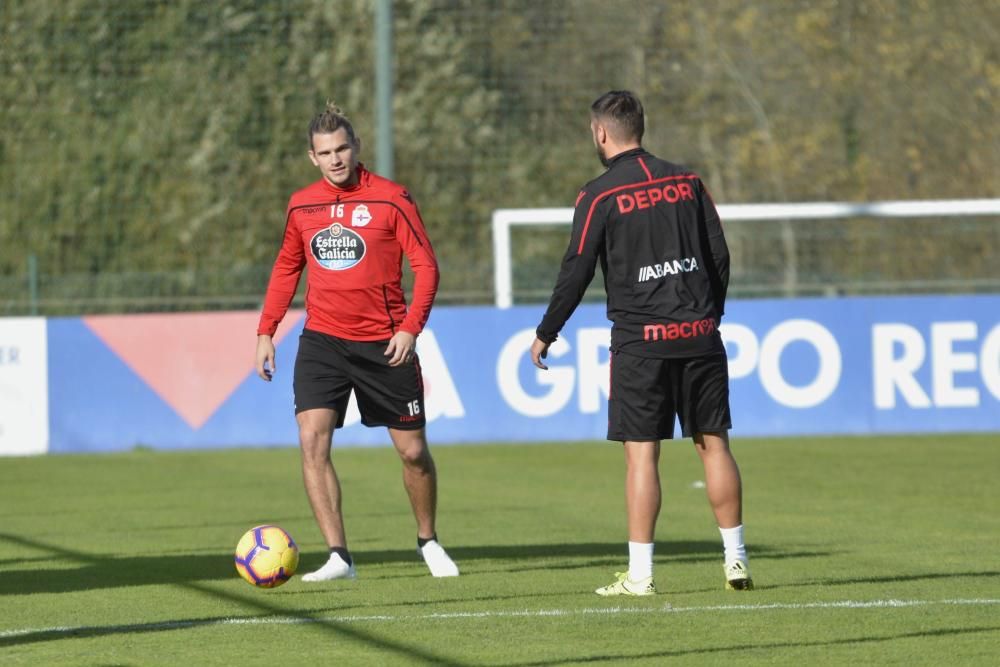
[594,124,608,145]
[307,150,319,167]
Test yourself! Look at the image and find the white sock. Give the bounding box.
[628,541,654,581]
[719,525,747,564]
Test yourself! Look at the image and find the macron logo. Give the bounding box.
[643,318,716,342]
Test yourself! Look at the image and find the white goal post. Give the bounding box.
[491,198,1000,308]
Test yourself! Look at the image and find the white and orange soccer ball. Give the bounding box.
[234,525,299,588]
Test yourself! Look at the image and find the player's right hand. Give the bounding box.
[255,335,276,381]
[530,337,550,370]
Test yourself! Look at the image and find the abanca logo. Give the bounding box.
[310,223,366,270]
[637,257,699,283]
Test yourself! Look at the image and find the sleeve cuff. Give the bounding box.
[535,327,558,344]
[399,323,422,336]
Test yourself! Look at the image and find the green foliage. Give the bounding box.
[1,435,998,663]
[1,0,998,312]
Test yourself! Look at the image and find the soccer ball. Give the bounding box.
[234,525,299,588]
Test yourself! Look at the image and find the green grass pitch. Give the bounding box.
[1,434,998,665]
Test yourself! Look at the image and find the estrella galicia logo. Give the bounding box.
[310,223,366,270]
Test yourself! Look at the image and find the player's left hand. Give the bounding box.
[530,337,550,370]
[385,331,417,366]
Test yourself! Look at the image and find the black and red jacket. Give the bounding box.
[258,165,439,341]
[537,148,729,358]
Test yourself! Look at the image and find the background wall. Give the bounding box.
[3,294,997,454]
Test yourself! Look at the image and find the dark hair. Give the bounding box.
[590,90,644,143]
[307,102,358,148]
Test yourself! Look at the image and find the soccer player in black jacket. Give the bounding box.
[531,91,752,595]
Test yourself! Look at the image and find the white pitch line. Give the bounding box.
[2,598,998,639]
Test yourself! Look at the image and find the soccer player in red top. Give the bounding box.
[255,103,458,580]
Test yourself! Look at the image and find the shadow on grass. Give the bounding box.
[0,533,812,596]
[0,579,471,666]
[500,625,1000,666]
[775,570,1000,589]
[2,528,995,664]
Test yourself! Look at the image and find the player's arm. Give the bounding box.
[698,179,730,319]
[256,206,306,381]
[532,190,604,368]
[387,189,439,366]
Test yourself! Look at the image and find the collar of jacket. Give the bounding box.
[605,147,647,168]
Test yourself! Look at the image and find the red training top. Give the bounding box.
[257,165,439,341]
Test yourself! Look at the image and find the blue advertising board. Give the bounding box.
[41,295,1000,453]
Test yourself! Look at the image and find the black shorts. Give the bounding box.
[293,328,425,430]
[608,350,732,441]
